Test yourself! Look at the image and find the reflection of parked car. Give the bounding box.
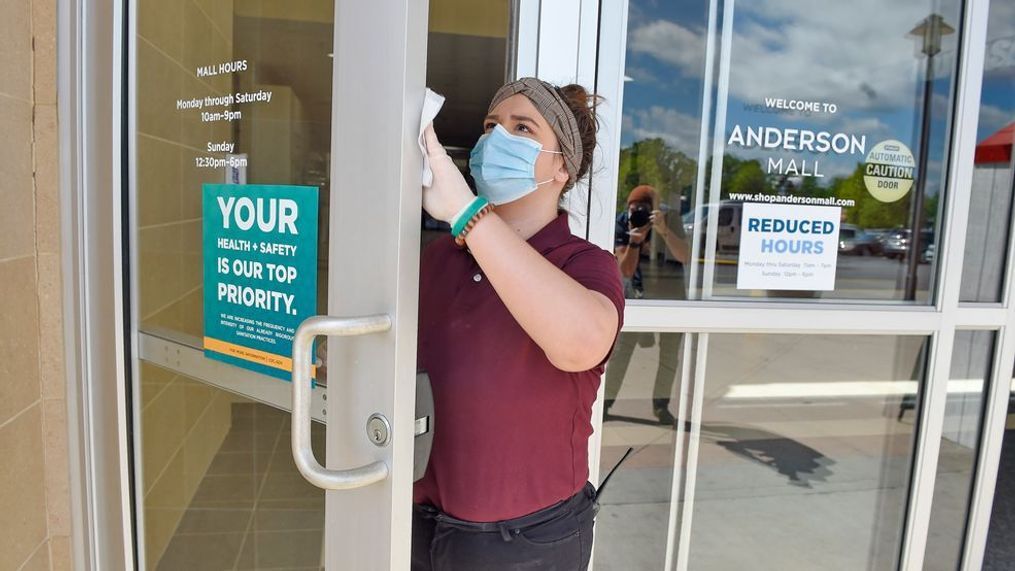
[838,224,883,256]
[682,201,743,254]
[882,229,935,262]
[867,229,891,252]
[867,229,891,242]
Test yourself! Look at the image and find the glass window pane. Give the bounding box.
[595,332,696,569]
[139,362,326,569]
[959,0,1015,303]
[421,0,514,249]
[924,331,996,570]
[689,334,927,569]
[983,366,1015,568]
[615,0,964,303]
[136,2,334,568]
[614,1,710,302]
[136,0,335,344]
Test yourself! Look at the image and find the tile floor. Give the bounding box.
[156,402,326,570]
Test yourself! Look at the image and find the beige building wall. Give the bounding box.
[0,0,72,569]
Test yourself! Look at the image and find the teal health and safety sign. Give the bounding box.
[202,184,319,381]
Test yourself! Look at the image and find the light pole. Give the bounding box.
[905,14,954,300]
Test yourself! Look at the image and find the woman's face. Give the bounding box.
[484,94,570,189]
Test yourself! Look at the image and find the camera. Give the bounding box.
[629,202,652,228]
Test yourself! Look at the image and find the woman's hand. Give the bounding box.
[422,123,476,223]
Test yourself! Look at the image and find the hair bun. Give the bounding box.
[557,84,601,189]
[559,84,599,109]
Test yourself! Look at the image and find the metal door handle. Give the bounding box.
[292,314,392,489]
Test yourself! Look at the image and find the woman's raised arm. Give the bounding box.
[422,124,618,372]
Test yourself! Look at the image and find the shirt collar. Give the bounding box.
[526,211,573,254]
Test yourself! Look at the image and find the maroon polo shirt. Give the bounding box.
[414,211,625,522]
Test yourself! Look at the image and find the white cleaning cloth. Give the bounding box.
[418,88,446,188]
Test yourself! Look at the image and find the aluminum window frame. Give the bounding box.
[60,0,135,567]
[586,0,1005,569]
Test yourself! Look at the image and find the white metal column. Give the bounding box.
[959,0,1015,565]
[899,0,992,567]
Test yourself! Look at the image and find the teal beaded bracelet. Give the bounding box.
[451,196,490,238]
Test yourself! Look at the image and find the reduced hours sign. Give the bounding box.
[736,202,841,291]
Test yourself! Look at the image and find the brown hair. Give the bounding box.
[557,84,601,192]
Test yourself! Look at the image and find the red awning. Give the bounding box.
[975,121,1014,165]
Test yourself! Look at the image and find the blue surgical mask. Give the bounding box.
[469,124,562,205]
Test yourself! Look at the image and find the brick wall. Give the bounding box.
[0,0,72,569]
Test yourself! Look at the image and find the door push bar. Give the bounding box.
[291,314,392,490]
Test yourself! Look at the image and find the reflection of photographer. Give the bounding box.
[617,193,651,297]
[619,201,651,295]
[615,185,690,297]
[606,185,690,425]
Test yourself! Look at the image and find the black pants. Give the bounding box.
[411,482,599,570]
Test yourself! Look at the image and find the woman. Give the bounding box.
[414,77,625,570]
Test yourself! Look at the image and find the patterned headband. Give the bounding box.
[488,77,583,184]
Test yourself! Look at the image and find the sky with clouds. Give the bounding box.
[977,0,1015,140]
[619,0,1012,188]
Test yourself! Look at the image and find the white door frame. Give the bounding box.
[314,0,428,568]
[317,2,612,565]
[60,0,136,566]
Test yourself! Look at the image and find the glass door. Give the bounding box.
[131,0,540,568]
[130,0,428,568]
[131,0,337,568]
